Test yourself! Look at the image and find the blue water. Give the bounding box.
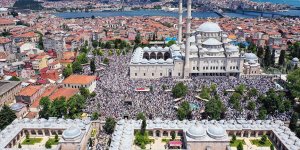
[55,10,220,18]
[55,9,300,19]
[251,0,300,7]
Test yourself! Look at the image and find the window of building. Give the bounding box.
[203,67,205,70]
[197,67,199,70]
[135,73,137,76]
[210,66,212,70]
[160,73,162,76]
[152,73,154,76]
[178,73,181,76]
[144,73,146,76]
[193,67,195,70]
[230,66,232,70]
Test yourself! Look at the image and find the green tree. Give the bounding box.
[72,61,82,73]
[171,131,176,140]
[172,82,188,98]
[177,101,191,120]
[141,119,146,135]
[205,96,225,120]
[80,87,90,98]
[271,49,276,66]
[0,105,17,130]
[63,64,73,78]
[67,94,86,118]
[247,101,256,111]
[50,97,67,118]
[287,68,300,98]
[92,40,98,48]
[97,49,104,56]
[134,31,141,44]
[257,46,264,58]
[230,135,236,143]
[166,40,176,47]
[45,140,52,148]
[264,46,271,67]
[91,112,99,120]
[278,50,285,66]
[289,112,299,131]
[77,53,88,64]
[257,108,267,120]
[18,143,22,148]
[270,144,274,150]
[229,92,242,110]
[137,112,146,120]
[39,97,51,119]
[108,50,113,56]
[90,59,96,74]
[260,135,267,144]
[237,142,243,150]
[235,84,246,95]
[103,58,109,65]
[9,76,20,81]
[200,86,211,100]
[103,117,116,134]
[247,88,257,97]
[55,134,59,142]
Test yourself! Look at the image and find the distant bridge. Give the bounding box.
[223,8,299,18]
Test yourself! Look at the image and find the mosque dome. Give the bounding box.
[62,126,81,139]
[244,53,258,61]
[202,38,222,46]
[141,59,148,64]
[207,125,226,139]
[197,22,222,32]
[173,51,181,57]
[166,59,173,64]
[180,44,185,50]
[157,47,163,51]
[248,60,256,64]
[150,47,156,51]
[189,36,196,43]
[226,45,239,52]
[158,59,165,64]
[171,44,180,51]
[190,45,198,52]
[143,47,150,51]
[292,57,299,62]
[149,59,157,64]
[186,125,206,139]
[164,47,169,51]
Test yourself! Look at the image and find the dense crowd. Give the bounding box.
[84,49,291,122]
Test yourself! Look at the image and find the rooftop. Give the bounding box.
[0,80,21,96]
[49,88,79,100]
[18,85,42,97]
[62,75,96,85]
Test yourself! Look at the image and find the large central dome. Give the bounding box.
[197,22,222,32]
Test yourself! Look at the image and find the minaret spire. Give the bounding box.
[178,0,183,44]
[184,0,192,78]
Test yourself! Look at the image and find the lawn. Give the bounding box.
[47,138,59,145]
[230,140,246,147]
[161,139,171,143]
[251,139,272,147]
[22,138,43,145]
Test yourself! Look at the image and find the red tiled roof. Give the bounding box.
[62,75,96,85]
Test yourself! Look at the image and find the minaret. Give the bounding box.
[178,0,183,44]
[183,0,192,78]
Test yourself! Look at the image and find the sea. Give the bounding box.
[55,0,300,19]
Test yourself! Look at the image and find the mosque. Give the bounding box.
[110,118,300,150]
[129,0,261,79]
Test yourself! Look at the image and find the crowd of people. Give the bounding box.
[83,49,290,122]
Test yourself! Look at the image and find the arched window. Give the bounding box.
[143,52,150,60]
[157,52,163,59]
[164,52,171,60]
[150,52,156,59]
